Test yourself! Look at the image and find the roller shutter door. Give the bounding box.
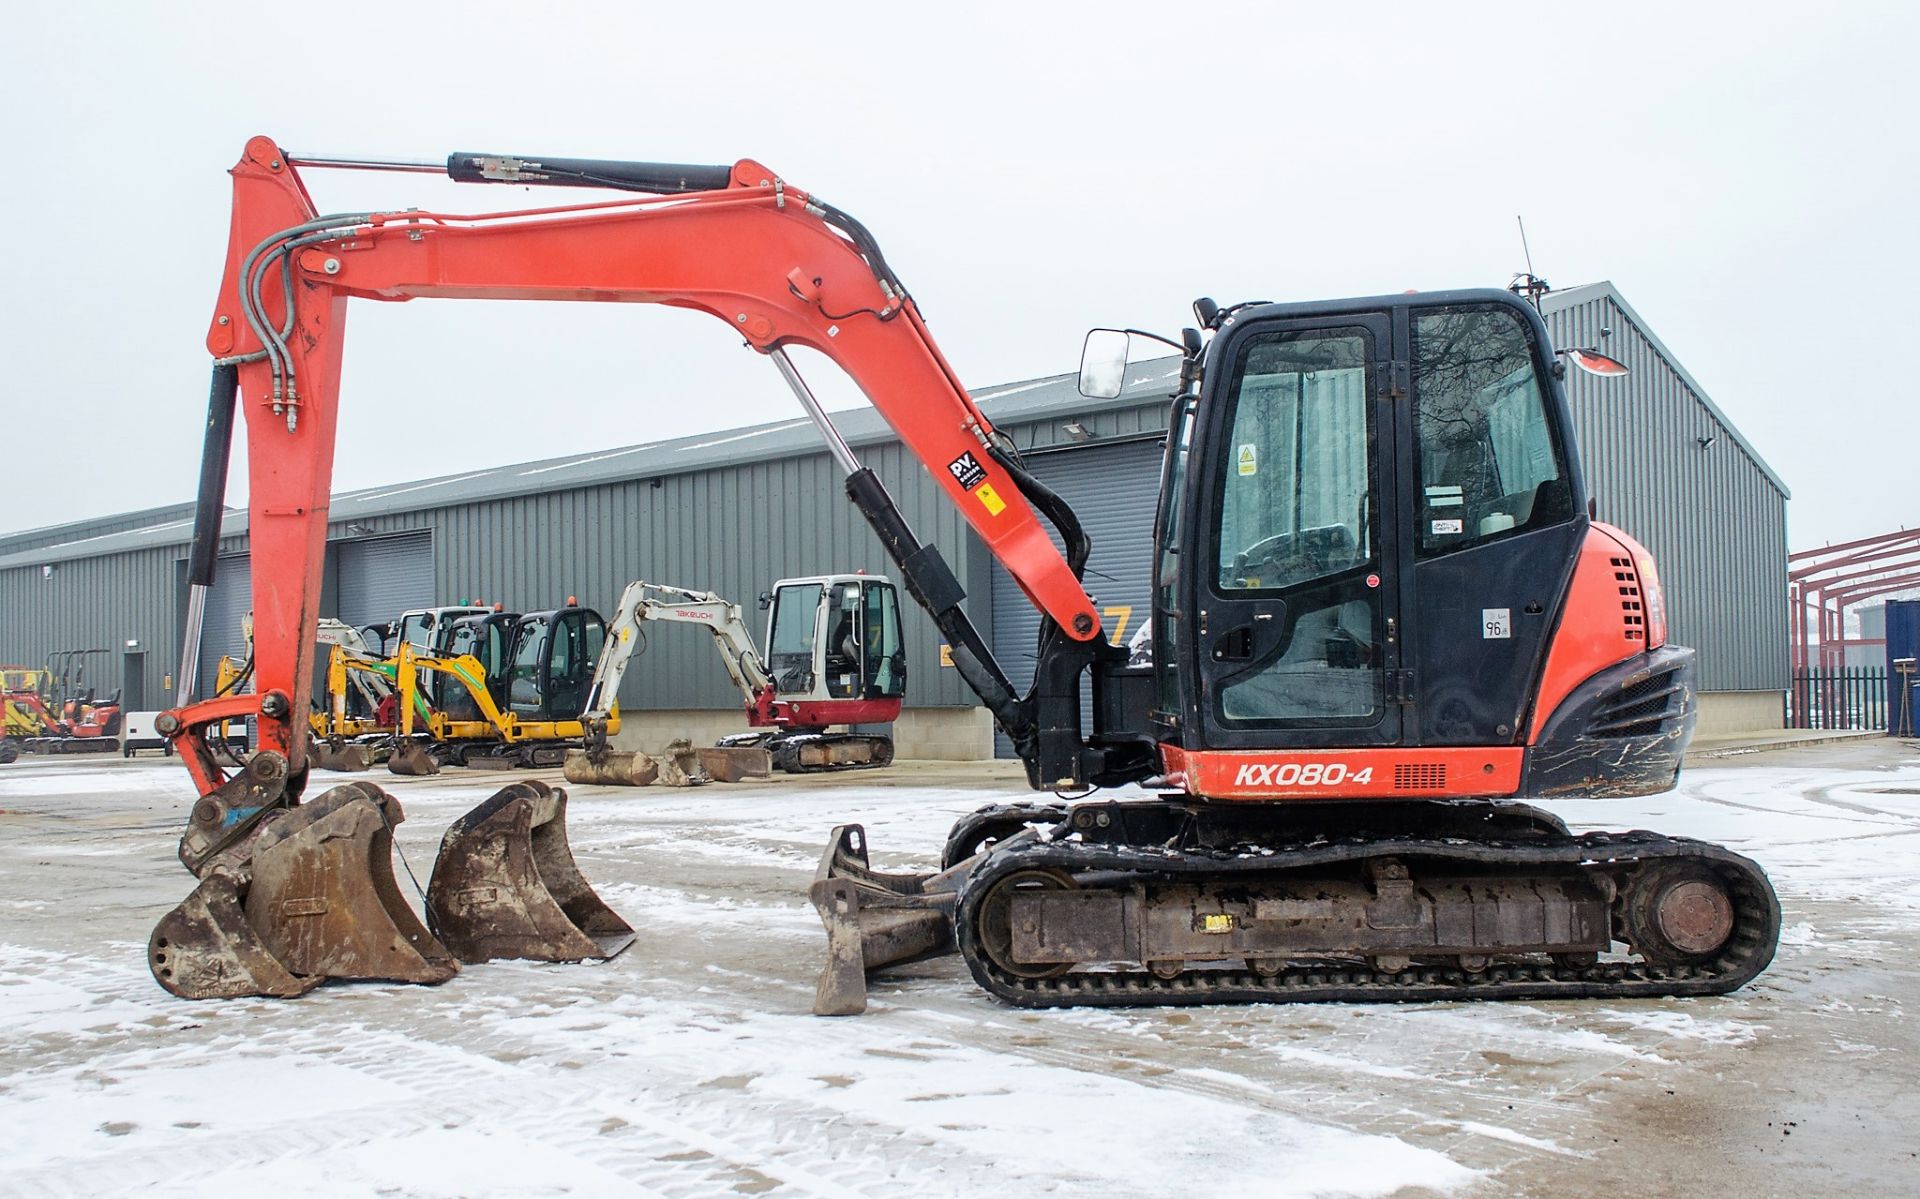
[197,554,252,701]
[990,439,1161,758]
[336,532,436,627]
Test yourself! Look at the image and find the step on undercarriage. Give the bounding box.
[810,798,1780,1014]
[150,765,632,999]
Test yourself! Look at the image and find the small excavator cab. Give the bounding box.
[507,606,607,722]
[438,611,520,718]
[766,576,906,704]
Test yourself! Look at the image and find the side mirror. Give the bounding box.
[1078,328,1131,399]
[1561,347,1629,377]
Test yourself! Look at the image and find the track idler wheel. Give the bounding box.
[1623,862,1738,965]
[426,780,636,963]
[972,867,1077,981]
[387,739,440,776]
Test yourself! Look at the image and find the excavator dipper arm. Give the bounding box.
[171,136,1131,810]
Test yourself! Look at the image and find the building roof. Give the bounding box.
[0,359,1182,570]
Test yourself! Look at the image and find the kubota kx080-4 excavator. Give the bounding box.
[152,137,1778,1008]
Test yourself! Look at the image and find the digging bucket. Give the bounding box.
[426,779,636,963]
[313,740,374,772]
[149,781,459,998]
[562,748,659,787]
[808,823,966,1016]
[387,739,440,776]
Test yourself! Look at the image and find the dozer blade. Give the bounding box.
[808,823,965,1016]
[426,779,636,963]
[387,740,441,776]
[698,745,772,783]
[562,748,659,787]
[149,870,323,999]
[246,782,459,983]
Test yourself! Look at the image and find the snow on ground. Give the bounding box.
[1,744,1918,1197]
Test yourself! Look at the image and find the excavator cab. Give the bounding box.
[766,576,906,705]
[438,610,521,719]
[506,606,607,722]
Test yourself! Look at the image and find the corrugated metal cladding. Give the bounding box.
[334,533,435,627]
[1541,287,1788,692]
[200,554,252,696]
[990,438,1164,757]
[0,284,1786,718]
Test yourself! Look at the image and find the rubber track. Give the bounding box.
[953,830,1781,1009]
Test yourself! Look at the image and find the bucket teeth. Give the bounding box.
[808,823,963,1016]
[427,780,636,963]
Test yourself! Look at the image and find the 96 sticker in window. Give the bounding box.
[1482,608,1511,639]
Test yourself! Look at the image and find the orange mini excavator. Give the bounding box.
[152,138,1776,1009]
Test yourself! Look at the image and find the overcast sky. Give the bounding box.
[2,2,1913,552]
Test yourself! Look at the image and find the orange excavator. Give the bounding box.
[152,137,1778,1009]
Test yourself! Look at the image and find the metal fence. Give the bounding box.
[1786,668,1889,730]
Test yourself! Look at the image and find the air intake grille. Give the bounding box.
[1611,555,1644,641]
[1589,668,1683,739]
[1393,763,1448,791]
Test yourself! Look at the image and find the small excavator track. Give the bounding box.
[951,812,1779,1009]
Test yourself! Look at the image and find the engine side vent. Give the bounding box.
[1589,668,1684,739]
[1611,554,1644,641]
[1393,763,1448,791]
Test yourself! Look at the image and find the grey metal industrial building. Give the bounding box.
[0,281,1789,756]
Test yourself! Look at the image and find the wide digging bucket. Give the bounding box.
[426,779,636,963]
[313,740,374,772]
[808,823,965,1016]
[149,781,459,998]
[563,748,659,787]
[387,739,440,776]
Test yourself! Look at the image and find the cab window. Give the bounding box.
[1411,305,1572,556]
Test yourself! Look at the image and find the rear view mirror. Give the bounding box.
[1078,329,1131,399]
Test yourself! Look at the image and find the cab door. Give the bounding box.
[1399,300,1586,744]
[1188,314,1403,750]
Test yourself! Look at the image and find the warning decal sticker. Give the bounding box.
[947,451,988,490]
[1237,444,1259,476]
[975,482,1007,515]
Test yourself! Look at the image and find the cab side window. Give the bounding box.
[1411,306,1572,556]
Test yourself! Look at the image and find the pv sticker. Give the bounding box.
[1237,444,1258,476]
[947,451,988,490]
[1482,608,1511,639]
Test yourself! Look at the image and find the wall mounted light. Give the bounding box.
[1061,421,1094,442]
[1697,433,1717,450]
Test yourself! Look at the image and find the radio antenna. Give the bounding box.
[1509,215,1549,311]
